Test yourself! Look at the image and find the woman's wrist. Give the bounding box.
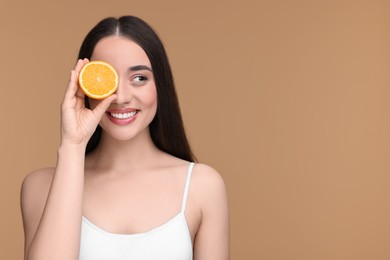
[58,141,87,155]
[56,142,87,173]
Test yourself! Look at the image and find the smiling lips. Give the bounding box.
[110,111,137,119]
[106,109,138,125]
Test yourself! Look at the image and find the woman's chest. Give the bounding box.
[79,212,193,260]
[81,174,201,242]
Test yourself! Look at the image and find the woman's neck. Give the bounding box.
[85,128,163,173]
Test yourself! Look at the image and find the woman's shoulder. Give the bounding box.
[21,167,55,207]
[22,167,55,190]
[192,163,226,187]
[190,163,228,206]
[162,157,227,202]
[189,162,229,244]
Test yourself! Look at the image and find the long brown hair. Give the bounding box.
[78,16,196,162]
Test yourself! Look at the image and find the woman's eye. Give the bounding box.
[131,75,148,85]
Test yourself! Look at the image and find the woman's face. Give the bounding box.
[89,36,157,141]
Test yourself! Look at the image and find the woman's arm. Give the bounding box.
[193,164,230,260]
[20,59,116,260]
[21,144,86,260]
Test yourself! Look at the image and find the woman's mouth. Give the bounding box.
[109,111,137,119]
[106,109,139,125]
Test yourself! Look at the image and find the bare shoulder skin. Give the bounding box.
[20,168,55,258]
[189,163,230,260]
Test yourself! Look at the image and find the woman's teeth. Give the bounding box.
[110,111,137,119]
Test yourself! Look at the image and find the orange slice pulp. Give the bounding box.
[78,61,118,99]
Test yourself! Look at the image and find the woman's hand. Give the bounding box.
[60,58,116,146]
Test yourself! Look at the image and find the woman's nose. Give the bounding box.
[114,78,132,104]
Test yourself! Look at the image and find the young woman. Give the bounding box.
[20,16,229,260]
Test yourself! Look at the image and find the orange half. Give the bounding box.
[78,61,118,99]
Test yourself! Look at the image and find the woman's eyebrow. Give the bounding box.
[129,65,152,72]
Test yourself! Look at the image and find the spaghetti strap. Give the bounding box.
[181,162,195,213]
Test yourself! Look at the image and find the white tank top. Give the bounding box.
[79,163,194,260]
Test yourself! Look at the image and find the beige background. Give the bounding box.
[1,0,389,259]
